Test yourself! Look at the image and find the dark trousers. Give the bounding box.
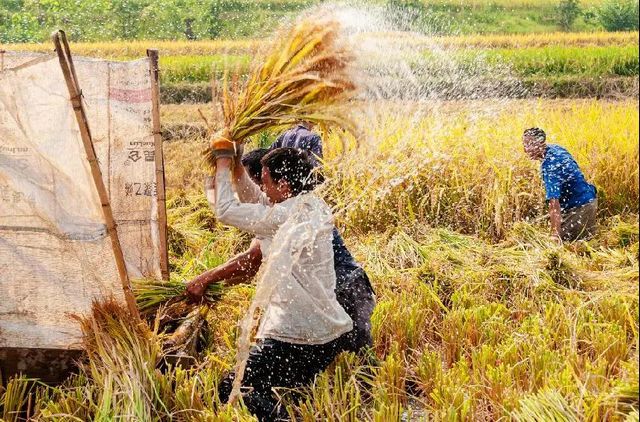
[335,267,375,352]
[219,268,376,421]
[218,336,346,421]
[561,199,598,241]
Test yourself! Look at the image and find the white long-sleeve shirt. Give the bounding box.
[214,167,352,345]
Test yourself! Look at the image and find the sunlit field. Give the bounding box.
[148,98,640,421]
[1,4,639,418]
[163,99,638,239]
[3,98,636,420]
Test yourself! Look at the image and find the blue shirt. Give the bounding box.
[541,144,596,211]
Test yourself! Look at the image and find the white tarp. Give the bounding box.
[0,50,45,71]
[0,53,164,350]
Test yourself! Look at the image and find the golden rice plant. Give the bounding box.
[205,15,356,164]
[428,31,639,49]
[511,389,581,421]
[73,299,167,420]
[32,298,255,420]
[0,376,34,422]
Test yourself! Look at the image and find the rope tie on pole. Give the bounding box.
[70,93,83,110]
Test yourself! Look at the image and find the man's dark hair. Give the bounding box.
[261,147,324,196]
[241,148,270,182]
[523,127,546,142]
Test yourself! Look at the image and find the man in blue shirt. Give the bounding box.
[523,127,598,241]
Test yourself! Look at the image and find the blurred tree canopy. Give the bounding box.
[0,0,315,43]
[1,0,634,43]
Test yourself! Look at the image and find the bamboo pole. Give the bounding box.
[52,30,140,321]
[147,49,170,281]
[211,63,218,109]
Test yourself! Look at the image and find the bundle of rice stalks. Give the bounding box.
[544,249,582,290]
[132,280,216,367]
[505,221,556,250]
[205,14,356,164]
[77,299,158,365]
[602,215,640,248]
[132,278,224,316]
[607,382,640,417]
[74,299,167,420]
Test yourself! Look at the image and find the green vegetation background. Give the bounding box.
[2,0,639,43]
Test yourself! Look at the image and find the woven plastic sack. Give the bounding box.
[0,53,165,350]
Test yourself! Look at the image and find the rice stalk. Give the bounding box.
[0,376,34,422]
[205,15,356,164]
[512,389,581,422]
[606,382,640,419]
[286,352,379,421]
[132,278,224,315]
[163,306,211,366]
[73,298,168,420]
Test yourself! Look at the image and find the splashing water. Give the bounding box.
[229,2,534,407]
[292,4,535,228]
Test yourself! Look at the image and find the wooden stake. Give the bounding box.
[52,30,140,321]
[147,49,170,281]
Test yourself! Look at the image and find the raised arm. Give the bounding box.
[215,158,288,237]
[232,162,265,204]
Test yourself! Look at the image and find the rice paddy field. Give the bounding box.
[3,31,638,101]
[1,14,639,422]
[2,95,638,419]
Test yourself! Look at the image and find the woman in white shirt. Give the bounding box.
[212,146,352,421]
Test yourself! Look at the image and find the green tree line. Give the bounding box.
[0,0,315,43]
[1,0,638,43]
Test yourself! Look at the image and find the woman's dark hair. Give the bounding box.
[241,148,270,182]
[261,147,324,196]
